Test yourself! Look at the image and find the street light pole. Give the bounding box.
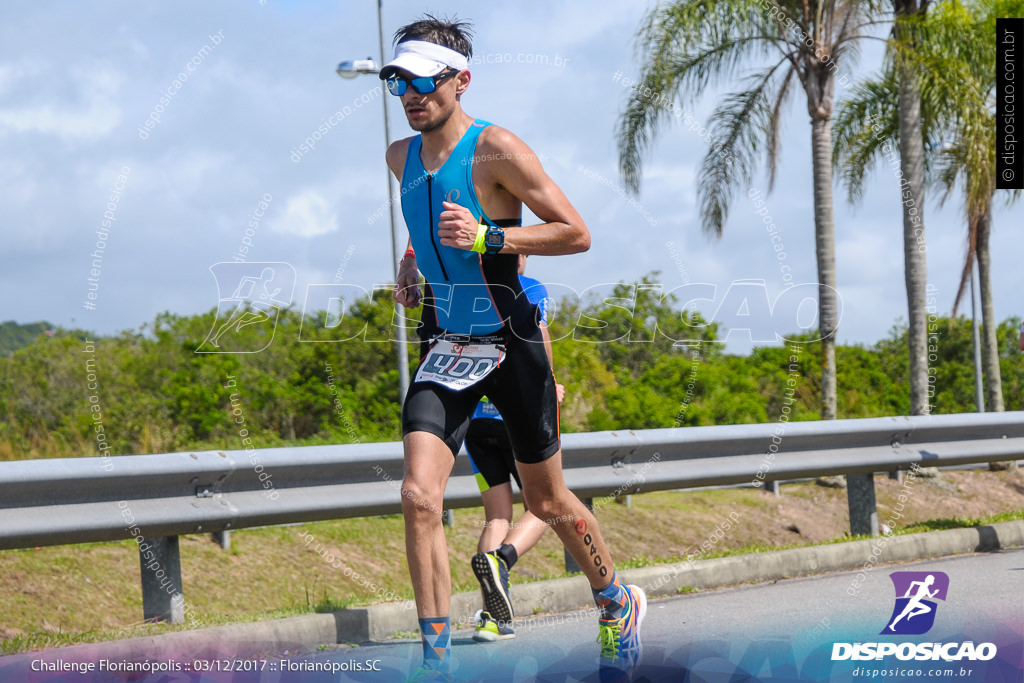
[336,2,410,405]
[970,262,985,412]
[376,0,410,404]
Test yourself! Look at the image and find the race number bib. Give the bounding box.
[414,340,505,392]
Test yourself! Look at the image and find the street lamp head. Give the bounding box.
[336,58,378,79]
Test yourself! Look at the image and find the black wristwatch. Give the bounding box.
[484,225,505,254]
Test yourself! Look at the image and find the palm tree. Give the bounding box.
[891,0,931,418]
[617,0,884,421]
[941,0,1022,417]
[834,0,1020,420]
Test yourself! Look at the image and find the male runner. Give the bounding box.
[466,256,562,643]
[380,15,644,683]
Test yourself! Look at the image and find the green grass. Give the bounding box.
[899,509,1024,532]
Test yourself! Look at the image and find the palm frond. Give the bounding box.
[618,0,888,227]
[619,0,788,193]
[832,74,900,204]
[618,33,777,193]
[699,64,788,237]
[767,65,797,191]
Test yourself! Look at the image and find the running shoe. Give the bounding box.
[471,551,514,623]
[405,664,454,683]
[472,609,515,642]
[597,584,647,682]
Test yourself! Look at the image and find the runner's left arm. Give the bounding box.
[436,127,590,256]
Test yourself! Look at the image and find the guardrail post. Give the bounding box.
[564,497,594,574]
[846,474,879,536]
[140,535,185,623]
[212,530,230,550]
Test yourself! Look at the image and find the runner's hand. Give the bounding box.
[556,383,565,404]
[438,201,479,250]
[394,256,422,308]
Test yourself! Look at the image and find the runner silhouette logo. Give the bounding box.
[198,262,296,353]
[881,571,949,635]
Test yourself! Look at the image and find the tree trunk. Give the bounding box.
[810,117,838,421]
[976,208,1004,413]
[813,104,870,531]
[895,0,930,416]
[978,207,1012,471]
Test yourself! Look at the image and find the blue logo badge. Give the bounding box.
[881,571,949,635]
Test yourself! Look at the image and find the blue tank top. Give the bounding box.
[400,119,537,338]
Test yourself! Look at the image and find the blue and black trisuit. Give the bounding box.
[399,119,560,463]
[465,275,550,490]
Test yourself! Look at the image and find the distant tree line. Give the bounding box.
[1,275,1021,461]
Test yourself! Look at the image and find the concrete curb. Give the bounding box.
[7,520,1022,665]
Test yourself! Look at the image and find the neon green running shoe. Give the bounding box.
[597,584,647,682]
[472,609,515,642]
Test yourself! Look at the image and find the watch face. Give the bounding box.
[485,230,503,246]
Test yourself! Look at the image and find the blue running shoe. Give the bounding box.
[597,584,646,682]
[471,551,513,624]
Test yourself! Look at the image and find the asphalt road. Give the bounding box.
[3,550,1020,682]
[285,548,1024,683]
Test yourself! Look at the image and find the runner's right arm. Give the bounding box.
[395,239,422,308]
[386,139,422,309]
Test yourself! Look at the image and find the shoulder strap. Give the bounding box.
[403,135,424,179]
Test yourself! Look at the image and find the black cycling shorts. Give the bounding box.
[465,418,521,492]
[402,322,560,463]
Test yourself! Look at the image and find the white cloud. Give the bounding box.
[269,190,339,238]
[0,63,123,140]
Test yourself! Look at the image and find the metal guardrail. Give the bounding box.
[2,412,1021,623]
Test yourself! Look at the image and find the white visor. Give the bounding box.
[379,40,469,79]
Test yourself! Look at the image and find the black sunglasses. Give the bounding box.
[386,70,458,96]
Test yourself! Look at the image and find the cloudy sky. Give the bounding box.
[2,0,1019,354]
